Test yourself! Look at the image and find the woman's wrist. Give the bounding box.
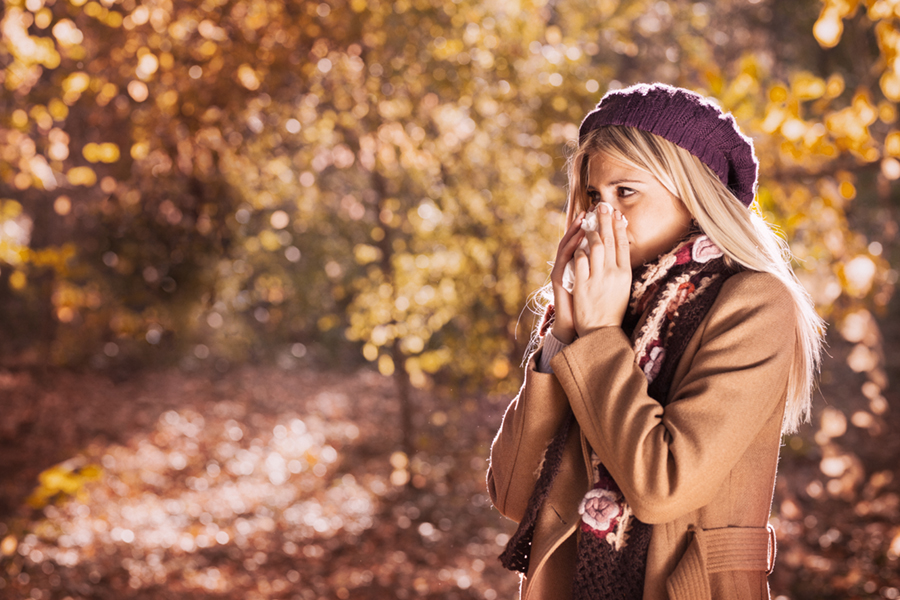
[550,324,577,344]
[574,322,620,339]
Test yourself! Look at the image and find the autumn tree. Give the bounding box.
[2,0,898,463]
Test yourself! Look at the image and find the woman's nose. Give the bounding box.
[599,195,622,215]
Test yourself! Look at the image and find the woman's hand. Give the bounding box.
[548,212,586,344]
[571,203,632,337]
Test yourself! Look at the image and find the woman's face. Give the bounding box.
[584,152,693,268]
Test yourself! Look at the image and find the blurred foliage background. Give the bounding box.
[2,0,898,398]
[1,0,900,598]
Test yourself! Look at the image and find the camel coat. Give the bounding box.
[488,271,793,600]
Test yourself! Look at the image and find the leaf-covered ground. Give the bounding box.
[0,366,519,599]
[0,327,898,599]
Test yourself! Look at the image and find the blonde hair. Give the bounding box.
[539,126,824,434]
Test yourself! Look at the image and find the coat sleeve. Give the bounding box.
[549,271,796,525]
[487,349,572,523]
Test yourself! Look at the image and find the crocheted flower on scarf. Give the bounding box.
[579,486,623,538]
[691,235,724,263]
[642,344,665,382]
[666,281,697,318]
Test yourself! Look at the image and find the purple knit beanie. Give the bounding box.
[579,83,758,206]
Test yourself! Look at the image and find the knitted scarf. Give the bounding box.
[499,234,736,599]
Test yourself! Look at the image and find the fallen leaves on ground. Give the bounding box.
[0,366,518,599]
[0,333,898,599]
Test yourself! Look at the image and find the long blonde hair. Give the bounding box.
[540,125,824,434]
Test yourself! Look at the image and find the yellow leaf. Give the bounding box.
[127,80,149,102]
[353,244,382,265]
[52,18,84,46]
[8,271,27,290]
[11,109,28,128]
[83,142,119,163]
[791,72,826,100]
[106,10,123,27]
[885,131,900,156]
[136,53,159,80]
[1,199,23,218]
[881,71,900,102]
[825,74,845,99]
[317,314,339,331]
[67,166,97,186]
[0,535,17,557]
[813,7,844,48]
[768,85,789,103]
[419,348,450,373]
[27,462,103,508]
[80,464,102,480]
[378,354,395,376]
[237,64,261,91]
[259,230,281,251]
[131,141,150,160]
[62,71,90,99]
[401,335,424,354]
[492,356,510,379]
[40,466,82,495]
[853,91,877,125]
[156,90,178,111]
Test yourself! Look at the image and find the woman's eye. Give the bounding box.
[617,186,635,198]
[587,190,601,204]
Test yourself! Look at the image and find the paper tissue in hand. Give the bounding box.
[561,203,627,293]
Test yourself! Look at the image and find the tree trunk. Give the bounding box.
[370,171,416,458]
[392,343,415,458]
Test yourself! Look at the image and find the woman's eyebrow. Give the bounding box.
[588,179,645,188]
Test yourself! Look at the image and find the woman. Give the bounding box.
[487,83,824,600]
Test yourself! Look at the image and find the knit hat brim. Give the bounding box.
[579,83,758,207]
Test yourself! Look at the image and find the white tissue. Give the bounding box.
[580,210,600,234]
[561,203,627,293]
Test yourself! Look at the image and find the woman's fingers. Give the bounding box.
[550,212,584,280]
[554,212,585,262]
[597,202,616,267]
[565,204,633,336]
[592,203,629,269]
[573,242,591,283]
[584,229,604,272]
[562,211,585,244]
[565,229,586,256]
[552,230,585,281]
[613,209,630,269]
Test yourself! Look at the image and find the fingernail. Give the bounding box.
[614,210,622,221]
[600,203,609,214]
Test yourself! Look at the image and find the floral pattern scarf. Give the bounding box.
[501,234,735,599]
